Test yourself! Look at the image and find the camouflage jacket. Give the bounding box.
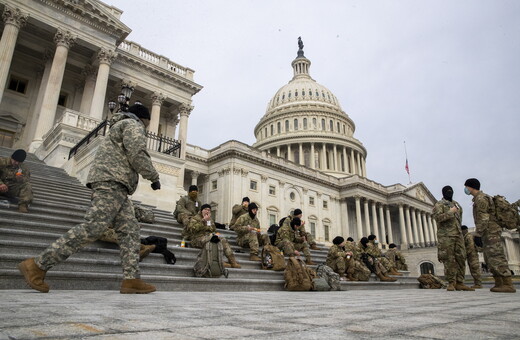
[345,241,361,260]
[229,204,248,226]
[462,232,478,257]
[384,248,405,265]
[86,113,159,194]
[176,195,202,217]
[282,214,310,235]
[365,243,383,258]
[0,157,30,186]
[233,213,260,238]
[275,224,306,246]
[326,244,347,263]
[432,198,463,238]
[472,191,499,237]
[186,212,216,240]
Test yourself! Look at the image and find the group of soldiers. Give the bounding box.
[433,182,516,293]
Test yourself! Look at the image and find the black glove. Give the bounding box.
[473,236,483,248]
[151,181,161,190]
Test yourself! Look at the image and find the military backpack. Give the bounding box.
[193,237,228,278]
[134,205,155,224]
[489,195,520,230]
[261,244,286,271]
[417,273,446,289]
[284,257,315,291]
[315,264,341,291]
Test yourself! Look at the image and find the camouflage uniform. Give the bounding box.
[472,191,511,278]
[229,204,248,227]
[432,198,466,284]
[326,244,348,276]
[359,243,390,276]
[282,214,317,247]
[0,157,33,205]
[463,231,482,286]
[366,242,396,272]
[275,224,311,261]
[186,212,235,262]
[233,213,270,256]
[176,195,202,229]
[345,240,371,281]
[34,112,159,280]
[385,248,409,271]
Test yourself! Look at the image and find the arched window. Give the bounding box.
[313,118,317,128]
[294,119,298,131]
[270,124,274,136]
[337,122,340,132]
[285,120,289,131]
[277,122,281,134]
[303,118,307,129]
[329,120,333,131]
[264,127,267,138]
[321,119,325,130]
[420,262,435,275]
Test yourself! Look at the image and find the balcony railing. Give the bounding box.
[68,120,181,159]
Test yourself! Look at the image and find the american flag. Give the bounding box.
[405,158,410,175]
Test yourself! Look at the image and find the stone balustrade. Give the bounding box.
[56,108,102,131]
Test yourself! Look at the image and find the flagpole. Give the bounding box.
[404,141,412,185]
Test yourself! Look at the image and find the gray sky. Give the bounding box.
[107,0,520,226]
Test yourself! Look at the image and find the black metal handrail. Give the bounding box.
[68,120,182,159]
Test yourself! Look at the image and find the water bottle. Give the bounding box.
[180,238,186,248]
[0,200,10,209]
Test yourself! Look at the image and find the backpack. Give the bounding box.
[316,264,341,291]
[490,195,520,230]
[141,236,176,265]
[193,239,229,278]
[134,205,155,224]
[312,277,331,291]
[267,224,281,245]
[284,257,315,291]
[261,244,286,271]
[417,274,446,289]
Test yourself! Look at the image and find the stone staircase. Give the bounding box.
[0,147,419,291]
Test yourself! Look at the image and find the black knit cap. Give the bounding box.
[128,104,151,120]
[11,149,26,162]
[248,202,258,211]
[293,209,303,216]
[332,236,344,245]
[464,178,480,190]
[200,204,211,211]
[291,217,302,227]
[347,237,354,242]
[360,237,369,246]
[188,185,198,192]
[242,197,250,203]
[368,234,376,241]
[389,243,397,249]
[461,225,468,230]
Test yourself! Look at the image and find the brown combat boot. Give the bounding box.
[18,258,49,293]
[491,277,516,293]
[310,244,321,251]
[120,279,156,294]
[490,276,502,291]
[455,282,475,291]
[249,254,262,261]
[346,274,358,281]
[388,268,403,276]
[446,282,455,291]
[471,282,483,289]
[223,262,231,268]
[377,273,397,282]
[305,258,316,265]
[139,244,156,262]
[18,204,29,213]
[230,261,241,268]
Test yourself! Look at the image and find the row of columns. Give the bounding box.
[398,203,437,249]
[351,196,394,248]
[271,142,367,176]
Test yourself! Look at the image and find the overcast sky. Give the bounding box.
[107,0,519,226]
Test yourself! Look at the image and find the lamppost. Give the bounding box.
[107,83,136,114]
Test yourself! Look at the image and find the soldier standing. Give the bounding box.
[18,104,160,294]
[0,149,33,213]
[464,178,516,293]
[432,185,474,291]
[229,197,249,227]
[232,202,270,261]
[460,225,482,288]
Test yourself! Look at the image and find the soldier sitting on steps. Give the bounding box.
[0,149,33,213]
[275,217,315,265]
[232,202,271,262]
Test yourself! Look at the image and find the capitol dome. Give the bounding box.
[253,39,368,178]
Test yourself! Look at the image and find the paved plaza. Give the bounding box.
[0,289,519,339]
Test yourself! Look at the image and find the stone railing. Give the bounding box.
[56,108,102,131]
[117,40,194,80]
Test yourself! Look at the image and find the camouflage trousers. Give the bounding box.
[276,240,311,260]
[482,224,511,278]
[237,232,270,256]
[466,250,482,284]
[190,234,235,262]
[351,259,371,281]
[326,257,348,276]
[396,258,408,271]
[302,231,317,247]
[378,256,396,272]
[0,181,33,205]
[437,235,466,283]
[35,181,140,279]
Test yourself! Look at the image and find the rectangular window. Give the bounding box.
[310,222,316,238]
[323,200,328,209]
[269,185,276,195]
[58,93,68,107]
[269,214,277,226]
[211,180,217,190]
[324,225,330,241]
[7,75,27,94]
[309,197,315,206]
[250,180,257,191]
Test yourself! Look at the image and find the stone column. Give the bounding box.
[378,203,386,247]
[350,149,356,174]
[90,48,117,120]
[342,147,348,173]
[416,210,425,247]
[405,206,413,246]
[30,29,76,152]
[164,111,179,139]
[341,198,350,237]
[398,204,408,248]
[0,6,27,105]
[177,103,192,159]
[357,152,362,176]
[190,171,199,186]
[411,208,419,246]
[276,146,280,157]
[79,65,97,114]
[385,205,394,245]
[363,199,371,237]
[362,157,367,177]
[148,92,165,134]
[310,143,315,169]
[287,144,292,161]
[321,143,326,170]
[427,214,436,244]
[333,145,339,171]
[371,201,380,247]
[421,212,431,246]
[355,196,363,240]
[431,216,438,242]
[299,143,303,165]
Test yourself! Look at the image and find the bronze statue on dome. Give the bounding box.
[297,36,305,57]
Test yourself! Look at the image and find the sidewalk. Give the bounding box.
[0,289,519,339]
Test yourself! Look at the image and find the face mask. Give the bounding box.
[464,187,471,195]
[189,192,198,200]
[374,240,379,245]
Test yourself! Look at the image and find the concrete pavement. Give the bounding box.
[0,289,519,339]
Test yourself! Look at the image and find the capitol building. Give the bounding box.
[2,0,518,276]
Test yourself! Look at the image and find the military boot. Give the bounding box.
[305,258,316,265]
[388,268,403,276]
[18,204,29,213]
[249,254,262,261]
[377,273,397,282]
[490,276,503,291]
[139,244,156,262]
[18,258,49,293]
[227,254,241,268]
[455,282,475,291]
[446,282,455,291]
[346,274,358,281]
[310,244,321,251]
[471,282,483,289]
[491,277,516,293]
[120,279,156,294]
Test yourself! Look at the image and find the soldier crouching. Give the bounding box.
[0,149,33,213]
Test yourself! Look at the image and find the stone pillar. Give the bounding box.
[164,111,179,139]
[421,212,431,246]
[405,206,413,246]
[342,147,348,173]
[398,204,408,248]
[287,144,292,161]
[310,143,315,169]
[371,201,381,248]
[190,171,199,186]
[355,196,363,240]
[417,210,425,247]
[357,152,362,176]
[299,143,303,165]
[385,205,394,245]
[431,217,438,242]
[362,157,367,177]
[0,6,27,105]
[276,146,280,157]
[411,208,419,246]
[79,65,97,114]
[177,103,192,159]
[333,145,338,171]
[148,92,165,134]
[321,143,326,170]
[363,198,371,237]
[341,198,350,237]
[350,149,356,174]
[427,215,436,244]
[90,48,117,120]
[378,203,386,247]
[30,29,76,152]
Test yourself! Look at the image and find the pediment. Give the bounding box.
[402,183,437,205]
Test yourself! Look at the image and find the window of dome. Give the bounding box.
[313,118,317,128]
[276,96,279,103]
[288,92,291,98]
[294,119,298,130]
[302,90,306,96]
[303,118,307,129]
[295,91,298,97]
[270,124,274,135]
[321,119,325,130]
[315,90,319,97]
[285,120,289,131]
[282,94,285,100]
[343,125,346,134]
[277,122,281,134]
[327,93,331,100]
[322,92,325,98]
[337,122,340,132]
[264,127,267,137]
[290,192,296,201]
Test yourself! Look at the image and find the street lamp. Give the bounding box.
[107,83,138,114]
